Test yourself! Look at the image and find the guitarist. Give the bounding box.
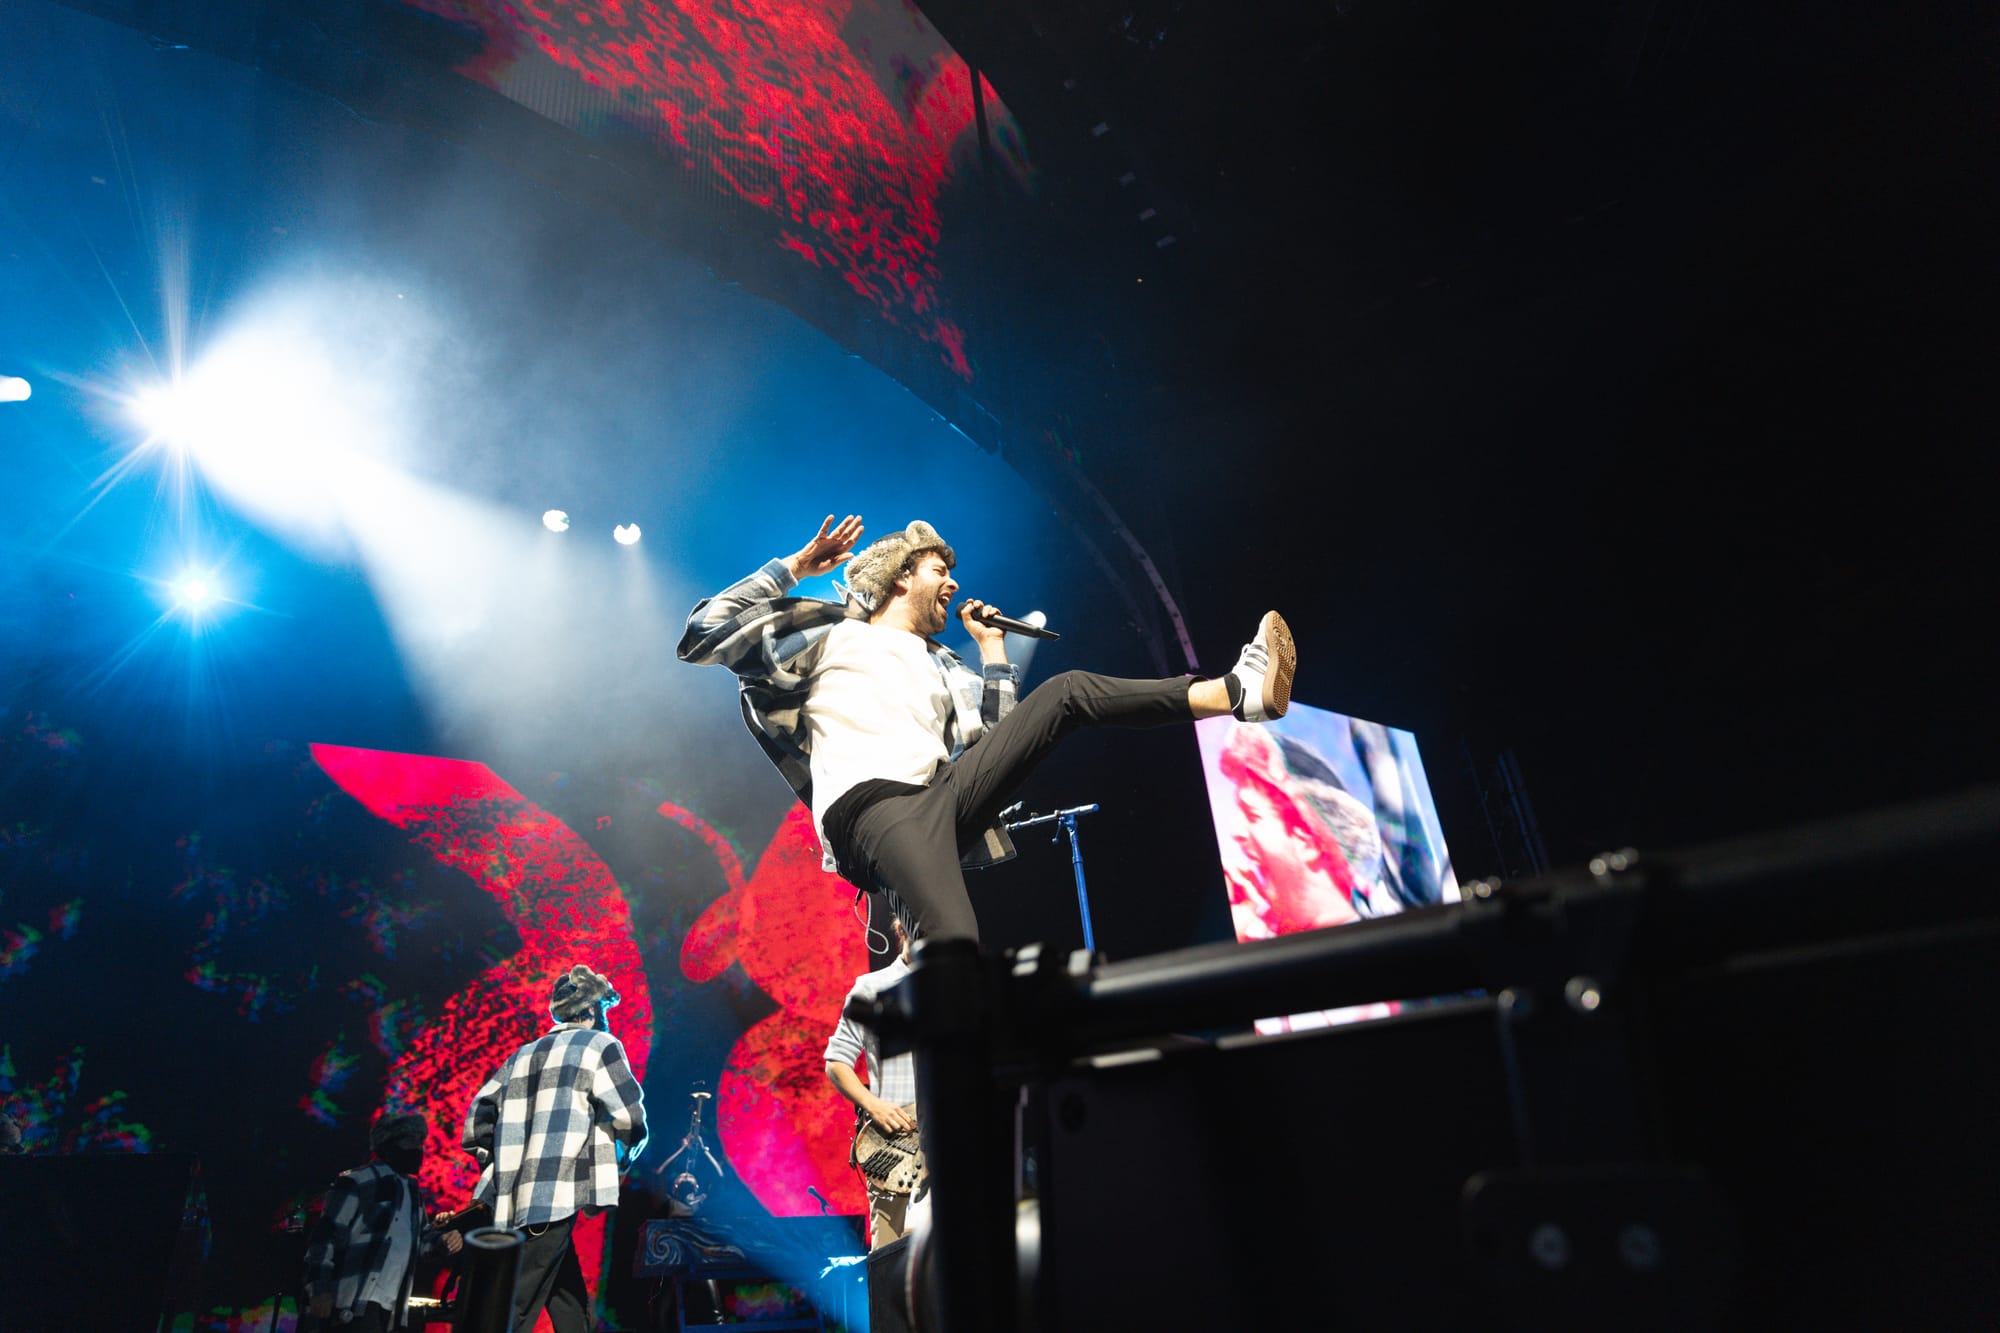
[824,913,921,1249]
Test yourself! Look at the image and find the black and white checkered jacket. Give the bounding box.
[462,1023,648,1229]
[302,1160,427,1323]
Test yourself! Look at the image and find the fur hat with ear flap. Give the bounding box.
[839,520,955,614]
[550,963,620,1023]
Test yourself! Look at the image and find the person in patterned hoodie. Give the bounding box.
[462,964,648,1333]
[302,1113,458,1330]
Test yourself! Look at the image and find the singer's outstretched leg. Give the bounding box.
[940,671,1195,836]
[836,667,1278,946]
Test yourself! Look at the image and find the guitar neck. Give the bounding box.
[436,1200,491,1231]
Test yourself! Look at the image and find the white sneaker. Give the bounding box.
[1231,611,1295,722]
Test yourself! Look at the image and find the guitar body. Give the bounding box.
[850,1104,925,1195]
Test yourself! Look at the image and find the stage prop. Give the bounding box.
[855,786,2000,1329]
[635,1213,865,1331]
[454,1225,528,1333]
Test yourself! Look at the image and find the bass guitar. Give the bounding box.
[850,1104,925,1194]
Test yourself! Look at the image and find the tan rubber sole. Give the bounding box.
[1260,611,1295,717]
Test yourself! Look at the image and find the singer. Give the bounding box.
[678,514,1295,946]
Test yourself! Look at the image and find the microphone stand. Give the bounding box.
[660,1090,724,1181]
[1004,803,1103,954]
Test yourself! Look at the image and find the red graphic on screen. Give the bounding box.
[394,0,1017,379]
[311,743,654,1310]
[664,800,869,1216]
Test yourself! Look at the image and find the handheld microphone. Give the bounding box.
[971,608,1060,641]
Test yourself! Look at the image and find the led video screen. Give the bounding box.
[390,0,1032,385]
[1195,703,1459,1028]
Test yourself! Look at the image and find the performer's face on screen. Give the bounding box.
[1235,782,1304,872]
[895,553,958,636]
[1234,781,1360,933]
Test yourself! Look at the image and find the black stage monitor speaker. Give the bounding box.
[0,1151,200,1330]
[881,789,2000,1330]
[867,1232,914,1333]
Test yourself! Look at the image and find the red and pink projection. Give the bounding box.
[395,0,1031,380]
[312,743,873,1276]
[667,800,870,1216]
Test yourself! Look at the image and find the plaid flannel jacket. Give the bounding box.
[462,1023,648,1230]
[677,557,1023,872]
[301,1160,427,1322]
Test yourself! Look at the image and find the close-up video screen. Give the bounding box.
[1196,702,1459,1028]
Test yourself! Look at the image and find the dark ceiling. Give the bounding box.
[914,0,2000,866]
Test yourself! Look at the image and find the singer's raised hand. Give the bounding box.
[786,513,863,581]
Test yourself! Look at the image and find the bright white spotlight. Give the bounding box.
[133,381,195,444]
[173,572,219,610]
[121,289,428,552]
[1024,610,1048,630]
[613,523,642,546]
[543,509,571,533]
[0,376,29,403]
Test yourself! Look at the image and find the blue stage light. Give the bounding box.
[543,509,571,533]
[172,571,220,611]
[0,375,30,403]
[613,523,642,546]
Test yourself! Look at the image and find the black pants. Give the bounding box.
[832,671,1193,944]
[513,1211,591,1333]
